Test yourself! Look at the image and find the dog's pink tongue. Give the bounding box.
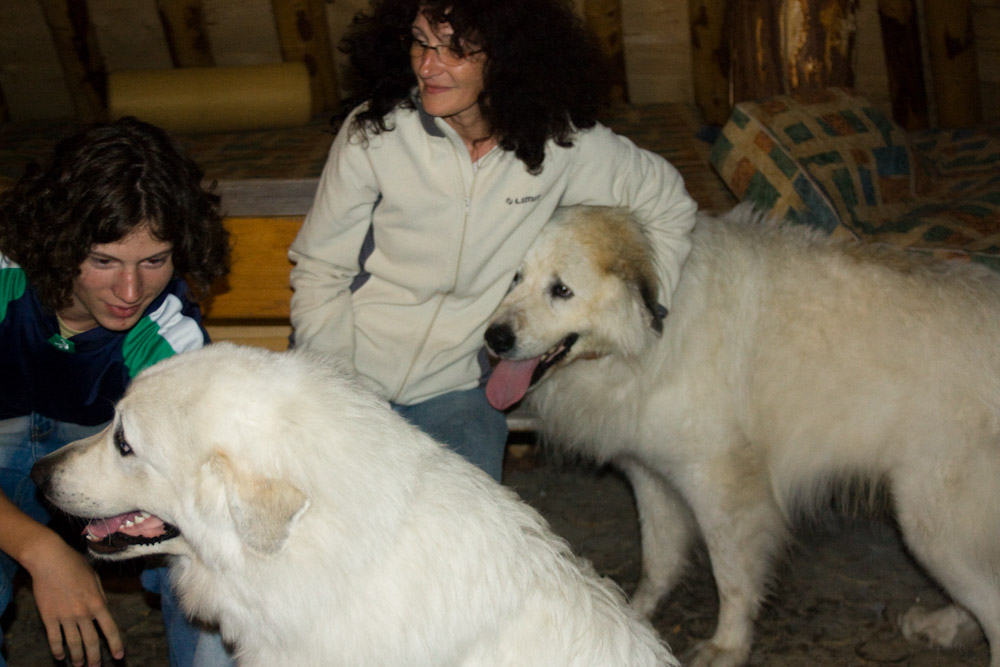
[487,358,541,410]
[83,511,166,540]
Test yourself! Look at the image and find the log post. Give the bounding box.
[583,0,629,103]
[37,0,105,122]
[779,0,858,94]
[924,0,982,127]
[689,0,729,125]
[876,0,929,129]
[727,0,784,103]
[271,0,339,114]
[156,0,214,67]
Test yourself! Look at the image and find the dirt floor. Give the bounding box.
[1,445,990,666]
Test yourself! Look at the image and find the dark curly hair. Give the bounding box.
[338,0,611,174]
[0,117,231,311]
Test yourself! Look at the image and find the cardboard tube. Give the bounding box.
[108,62,312,133]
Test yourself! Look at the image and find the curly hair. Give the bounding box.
[0,117,230,311]
[338,0,611,174]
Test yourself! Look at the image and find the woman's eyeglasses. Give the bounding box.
[403,36,483,66]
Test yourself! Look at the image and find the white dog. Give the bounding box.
[31,343,676,667]
[484,205,1000,667]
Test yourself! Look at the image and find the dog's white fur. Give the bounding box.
[485,205,1000,667]
[32,343,676,667]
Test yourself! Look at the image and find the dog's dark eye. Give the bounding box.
[508,270,522,291]
[114,425,134,457]
[550,281,573,300]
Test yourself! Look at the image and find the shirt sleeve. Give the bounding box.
[122,280,209,378]
[288,116,381,360]
[560,124,698,310]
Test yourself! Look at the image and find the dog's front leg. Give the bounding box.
[684,476,788,667]
[619,459,696,617]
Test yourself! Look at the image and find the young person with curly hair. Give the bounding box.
[0,118,233,667]
[289,0,698,481]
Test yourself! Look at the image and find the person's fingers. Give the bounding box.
[42,617,67,662]
[59,620,86,666]
[94,605,125,660]
[78,615,104,666]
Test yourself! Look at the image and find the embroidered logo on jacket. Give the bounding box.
[506,195,542,205]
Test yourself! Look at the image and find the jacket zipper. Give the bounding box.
[390,143,482,403]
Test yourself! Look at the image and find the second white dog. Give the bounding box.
[31,343,676,667]
[486,205,1000,667]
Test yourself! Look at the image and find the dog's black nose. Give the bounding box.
[485,323,516,354]
[30,455,55,493]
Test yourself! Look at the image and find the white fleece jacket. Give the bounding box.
[288,102,697,405]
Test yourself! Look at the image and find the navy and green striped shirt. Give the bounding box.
[1,255,208,425]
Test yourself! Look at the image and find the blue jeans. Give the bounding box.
[0,414,232,667]
[392,385,508,481]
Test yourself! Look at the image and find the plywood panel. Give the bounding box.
[90,0,173,71]
[0,2,74,119]
[203,0,282,65]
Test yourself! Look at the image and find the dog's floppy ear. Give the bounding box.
[209,452,310,557]
[637,279,667,335]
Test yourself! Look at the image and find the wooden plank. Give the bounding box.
[877,0,930,129]
[215,178,319,217]
[688,0,728,124]
[584,0,630,102]
[0,1,74,119]
[203,0,282,65]
[727,0,783,102]
[156,0,215,67]
[202,216,302,320]
[37,0,105,121]
[324,0,370,102]
[853,0,892,116]
[925,0,983,126]
[89,0,173,71]
[204,324,292,350]
[780,0,859,93]
[271,0,339,113]
[622,0,693,103]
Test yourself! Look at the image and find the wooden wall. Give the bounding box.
[975,0,1000,121]
[0,0,997,125]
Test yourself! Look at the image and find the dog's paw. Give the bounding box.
[898,604,982,649]
[684,640,750,667]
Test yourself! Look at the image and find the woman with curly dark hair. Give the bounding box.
[290,0,698,482]
[0,117,233,667]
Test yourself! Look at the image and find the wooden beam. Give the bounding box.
[270,0,338,114]
[689,0,729,125]
[36,0,105,122]
[780,0,858,94]
[156,0,214,67]
[584,0,629,103]
[924,0,982,126]
[877,0,929,130]
[727,0,783,103]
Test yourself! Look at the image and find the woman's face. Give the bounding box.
[409,11,487,134]
[58,222,175,333]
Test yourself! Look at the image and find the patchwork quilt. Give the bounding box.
[710,87,1000,270]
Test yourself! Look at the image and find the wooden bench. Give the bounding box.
[203,194,538,433]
